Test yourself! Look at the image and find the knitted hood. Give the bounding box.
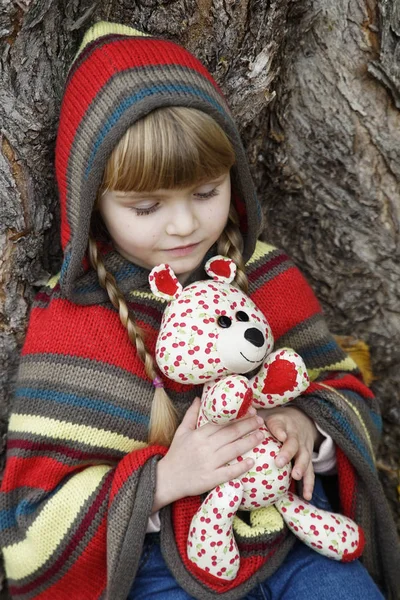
[55,21,262,301]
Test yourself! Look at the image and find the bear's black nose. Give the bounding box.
[244,328,264,348]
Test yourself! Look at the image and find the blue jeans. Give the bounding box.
[128,479,385,600]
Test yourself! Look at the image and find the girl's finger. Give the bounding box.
[275,433,299,468]
[291,446,312,480]
[264,416,287,442]
[301,462,315,501]
[209,414,264,446]
[215,457,255,485]
[179,397,201,431]
[218,429,265,466]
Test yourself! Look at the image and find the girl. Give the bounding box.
[0,21,398,600]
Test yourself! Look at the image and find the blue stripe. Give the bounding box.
[76,262,144,294]
[344,390,382,434]
[370,410,382,432]
[0,485,61,532]
[16,387,149,426]
[318,397,375,470]
[0,507,18,531]
[60,251,71,284]
[300,339,338,360]
[85,83,228,177]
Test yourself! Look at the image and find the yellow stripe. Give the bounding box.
[233,506,283,537]
[247,240,277,265]
[75,21,149,59]
[130,289,165,302]
[3,465,111,579]
[46,273,60,289]
[308,356,358,382]
[318,383,375,463]
[9,413,147,454]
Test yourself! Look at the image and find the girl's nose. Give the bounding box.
[165,201,199,237]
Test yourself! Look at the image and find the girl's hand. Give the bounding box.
[152,397,265,512]
[257,406,323,501]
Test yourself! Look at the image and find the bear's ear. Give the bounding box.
[205,256,236,283]
[149,264,183,300]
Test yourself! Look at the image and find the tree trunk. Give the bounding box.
[0,0,398,595]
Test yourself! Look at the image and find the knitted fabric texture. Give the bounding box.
[0,19,399,600]
[55,21,261,301]
[1,241,399,600]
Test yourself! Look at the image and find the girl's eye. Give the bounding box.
[194,188,219,200]
[130,204,159,216]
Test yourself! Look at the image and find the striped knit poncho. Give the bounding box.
[0,20,399,600]
[1,242,399,600]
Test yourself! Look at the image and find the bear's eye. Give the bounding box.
[236,311,249,322]
[217,316,232,328]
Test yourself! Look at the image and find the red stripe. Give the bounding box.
[56,37,222,250]
[249,253,289,283]
[251,267,322,341]
[314,375,374,398]
[34,290,52,303]
[109,445,167,504]
[336,447,357,518]
[7,439,117,464]
[10,471,112,596]
[22,300,153,374]
[33,516,106,600]
[1,456,87,492]
[305,376,374,401]
[129,299,164,322]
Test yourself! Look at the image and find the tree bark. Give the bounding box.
[0,0,398,595]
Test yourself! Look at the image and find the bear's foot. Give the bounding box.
[275,491,365,561]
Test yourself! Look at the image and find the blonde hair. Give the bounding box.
[89,107,249,445]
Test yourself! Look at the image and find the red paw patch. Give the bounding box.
[262,359,298,395]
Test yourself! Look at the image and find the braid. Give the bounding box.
[217,206,249,294]
[88,235,178,446]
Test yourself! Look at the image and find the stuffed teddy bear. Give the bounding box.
[149,256,364,581]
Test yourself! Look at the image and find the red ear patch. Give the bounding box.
[154,269,180,296]
[149,264,183,299]
[210,259,232,278]
[205,255,236,282]
[262,359,299,395]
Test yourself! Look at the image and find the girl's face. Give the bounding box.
[98,172,231,283]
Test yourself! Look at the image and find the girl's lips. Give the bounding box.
[164,243,200,257]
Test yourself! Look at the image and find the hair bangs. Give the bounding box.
[101,107,236,193]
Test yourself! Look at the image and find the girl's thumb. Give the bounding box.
[181,397,201,430]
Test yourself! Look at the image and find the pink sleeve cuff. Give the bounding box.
[146,512,161,533]
[312,424,337,474]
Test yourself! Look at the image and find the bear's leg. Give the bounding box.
[187,479,243,580]
[275,492,365,561]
